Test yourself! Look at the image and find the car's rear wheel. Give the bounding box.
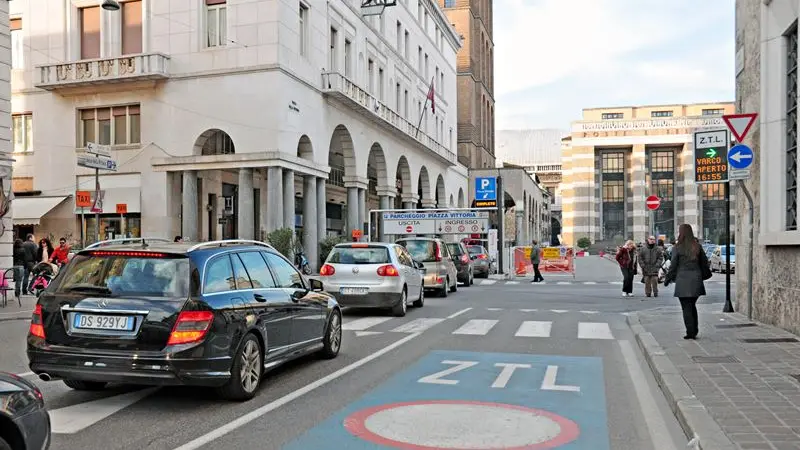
[63,380,107,391]
[413,285,424,307]
[392,288,407,317]
[450,277,458,292]
[319,309,342,359]
[218,333,262,401]
[439,278,449,297]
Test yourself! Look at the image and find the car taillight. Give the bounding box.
[377,264,399,276]
[478,254,488,260]
[167,310,214,346]
[435,243,443,262]
[29,304,45,339]
[319,264,335,276]
[461,254,469,264]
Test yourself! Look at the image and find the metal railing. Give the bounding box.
[84,237,173,250]
[186,240,274,252]
[321,71,457,165]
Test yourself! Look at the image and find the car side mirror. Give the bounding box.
[309,278,324,292]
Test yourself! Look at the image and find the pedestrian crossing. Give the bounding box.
[475,279,732,286]
[342,309,623,340]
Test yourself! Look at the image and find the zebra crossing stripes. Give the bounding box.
[577,322,614,340]
[514,321,552,337]
[477,279,730,286]
[342,317,393,331]
[452,319,498,335]
[390,318,445,333]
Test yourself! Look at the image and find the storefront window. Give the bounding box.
[82,213,141,245]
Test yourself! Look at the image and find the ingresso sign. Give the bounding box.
[382,211,490,235]
[572,117,725,133]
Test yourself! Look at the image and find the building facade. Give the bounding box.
[1,0,13,272]
[561,103,736,247]
[9,0,468,269]
[440,0,495,169]
[735,0,800,334]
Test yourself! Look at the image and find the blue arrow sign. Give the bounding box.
[727,144,754,170]
[475,177,497,201]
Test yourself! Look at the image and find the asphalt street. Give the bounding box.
[0,256,735,450]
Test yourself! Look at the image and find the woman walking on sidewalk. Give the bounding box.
[664,223,712,340]
[615,240,637,297]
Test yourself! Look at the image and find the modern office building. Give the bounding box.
[8,0,468,269]
[735,0,800,333]
[439,0,495,169]
[561,102,736,247]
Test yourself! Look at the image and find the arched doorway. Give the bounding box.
[458,188,465,208]
[435,174,446,208]
[395,156,412,209]
[191,129,237,241]
[367,143,388,237]
[327,125,357,235]
[417,166,430,209]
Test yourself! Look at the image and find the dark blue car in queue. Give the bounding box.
[27,238,343,401]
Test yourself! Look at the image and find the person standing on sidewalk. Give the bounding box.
[529,240,544,283]
[664,223,711,340]
[21,234,37,295]
[637,235,664,297]
[615,240,637,297]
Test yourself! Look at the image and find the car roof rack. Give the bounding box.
[186,240,275,252]
[83,237,173,250]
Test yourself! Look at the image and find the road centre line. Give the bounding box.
[172,332,422,450]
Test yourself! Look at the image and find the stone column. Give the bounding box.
[378,194,393,242]
[317,177,327,243]
[237,168,254,239]
[303,176,319,272]
[347,187,359,236]
[181,170,198,241]
[631,144,647,239]
[266,167,283,232]
[357,188,366,233]
[282,169,295,231]
[515,210,524,246]
[421,199,437,209]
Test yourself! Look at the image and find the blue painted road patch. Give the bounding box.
[283,350,608,449]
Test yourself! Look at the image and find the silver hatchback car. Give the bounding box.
[318,242,425,316]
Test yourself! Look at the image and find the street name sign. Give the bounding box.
[86,142,111,157]
[77,153,118,171]
[382,211,490,235]
[693,129,729,184]
[722,113,758,142]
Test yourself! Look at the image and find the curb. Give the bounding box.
[0,315,30,322]
[626,313,734,450]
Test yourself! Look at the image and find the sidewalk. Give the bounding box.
[0,294,36,321]
[629,305,800,450]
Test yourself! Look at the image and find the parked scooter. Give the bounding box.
[295,248,312,275]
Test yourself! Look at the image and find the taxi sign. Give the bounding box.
[693,129,729,184]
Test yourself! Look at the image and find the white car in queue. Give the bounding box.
[318,242,426,317]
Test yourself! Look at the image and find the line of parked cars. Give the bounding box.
[317,237,496,316]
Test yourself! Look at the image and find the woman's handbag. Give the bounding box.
[700,251,712,280]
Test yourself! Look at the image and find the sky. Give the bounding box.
[493,0,736,130]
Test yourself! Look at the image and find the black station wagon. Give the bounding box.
[27,238,343,401]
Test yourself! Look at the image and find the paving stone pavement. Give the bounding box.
[630,305,800,450]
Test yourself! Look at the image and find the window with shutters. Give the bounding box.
[121,0,143,55]
[78,105,141,147]
[12,114,32,153]
[80,6,101,59]
[10,18,23,69]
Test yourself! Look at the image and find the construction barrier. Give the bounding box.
[513,246,576,278]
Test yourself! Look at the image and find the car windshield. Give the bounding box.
[721,246,735,256]
[398,240,438,262]
[57,252,190,298]
[327,246,390,264]
[446,243,464,255]
[467,246,485,255]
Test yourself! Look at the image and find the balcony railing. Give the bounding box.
[321,71,457,166]
[36,53,170,90]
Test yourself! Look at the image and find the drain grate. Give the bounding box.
[740,337,799,343]
[691,355,740,363]
[716,323,758,329]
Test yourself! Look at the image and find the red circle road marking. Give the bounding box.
[406,225,413,233]
[343,400,580,450]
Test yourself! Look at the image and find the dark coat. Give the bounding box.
[665,241,708,298]
[637,245,664,276]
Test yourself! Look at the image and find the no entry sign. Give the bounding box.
[646,195,660,211]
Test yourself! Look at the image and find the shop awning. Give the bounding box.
[13,196,69,226]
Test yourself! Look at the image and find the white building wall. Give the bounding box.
[0,0,12,271]
[10,0,466,243]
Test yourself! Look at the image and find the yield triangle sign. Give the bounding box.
[722,113,758,142]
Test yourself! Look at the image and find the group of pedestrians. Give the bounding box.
[11,234,70,298]
[615,223,712,340]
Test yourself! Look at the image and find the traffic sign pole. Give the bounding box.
[723,135,734,314]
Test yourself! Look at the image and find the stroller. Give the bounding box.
[28,262,59,298]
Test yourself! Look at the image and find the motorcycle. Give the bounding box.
[295,249,312,275]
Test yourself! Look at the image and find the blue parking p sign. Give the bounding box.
[475,177,497,201]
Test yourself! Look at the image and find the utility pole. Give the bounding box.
[497,175,504,274]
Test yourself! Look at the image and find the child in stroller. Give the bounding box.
[28,261,59,297]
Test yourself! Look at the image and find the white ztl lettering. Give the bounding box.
[418,360,478,385]
[540,365,580,392]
